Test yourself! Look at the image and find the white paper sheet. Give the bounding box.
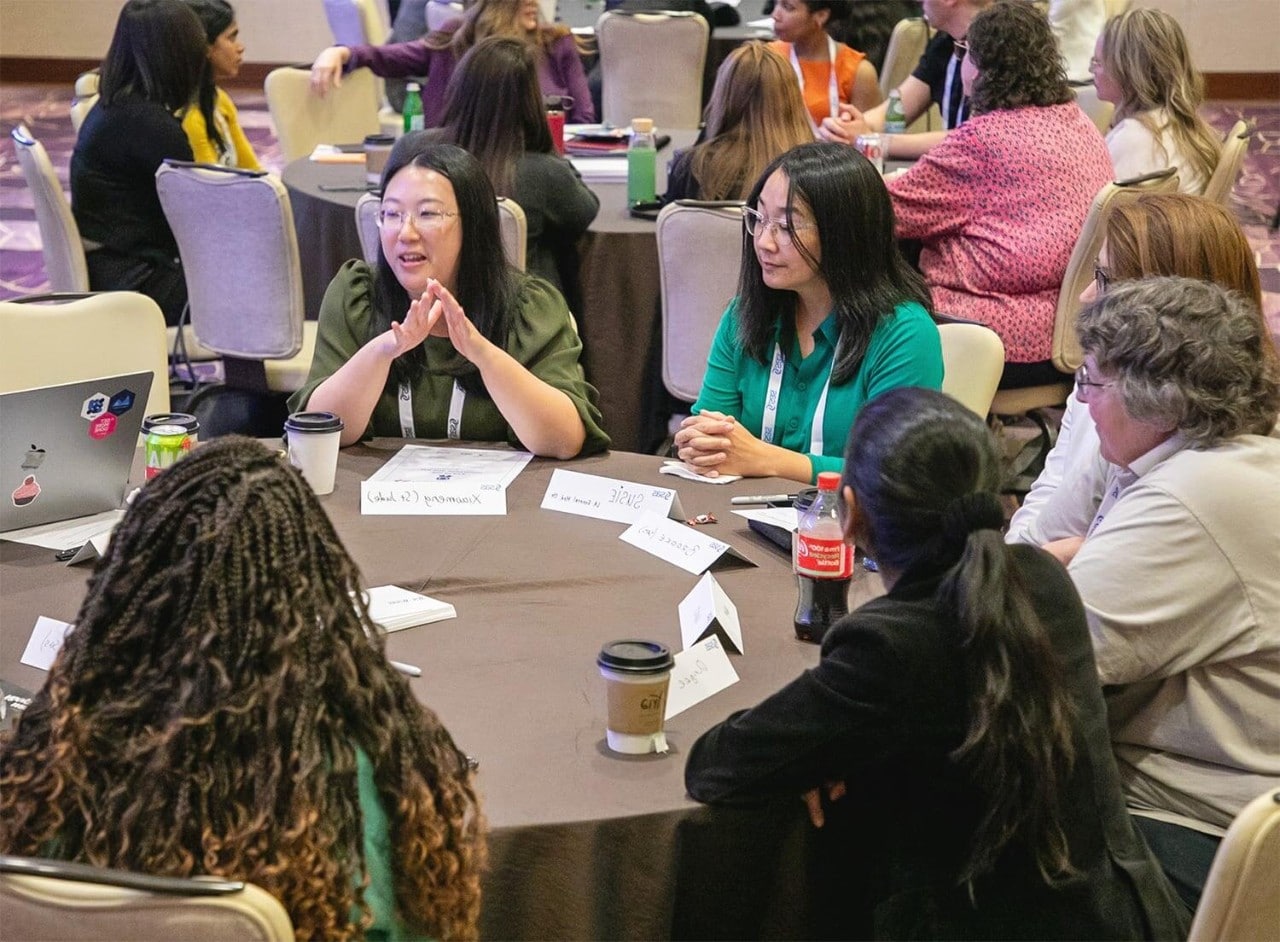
[0,509,124,552]
[569,156,628,182]
[20,616,74,671]
[366,444,532,488]
[365,584,456,631]
[659,460,742,485]
[664,636,740,720]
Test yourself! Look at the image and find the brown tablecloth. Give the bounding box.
[282,131,699,453]
[0,443,882,939]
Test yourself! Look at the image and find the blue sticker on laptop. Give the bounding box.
[108,389,136,416]
[80,392,109,421]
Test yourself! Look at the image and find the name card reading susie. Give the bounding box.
[618,514,754,575]
[361,481,507,515]
[540,469,685,525]
[664,635,740,720]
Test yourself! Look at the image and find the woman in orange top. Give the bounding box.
[769,0,879,132]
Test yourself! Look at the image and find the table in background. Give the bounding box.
[283,129,699,453]
[0,443,883,939]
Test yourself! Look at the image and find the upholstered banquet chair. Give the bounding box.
[69,70,100,135]
[0,293,170,416]
[355,192,528,271]
[1202,120,1252,206]
[264,67,383,163]
[656,201,744,411]
[879,17,940,134]
[596,11,708,129]
[0,855,293,942]
[425,0,463,30]
[322,0,401,135]
[155,161,317,436]
[937,323,1005,417]
[1188,789,1280,941]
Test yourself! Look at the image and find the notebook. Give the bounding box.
[0,372,153,532]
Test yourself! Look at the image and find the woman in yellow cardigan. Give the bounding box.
[181,0,261,169]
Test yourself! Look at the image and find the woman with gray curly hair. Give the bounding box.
[1062,275,1280,910]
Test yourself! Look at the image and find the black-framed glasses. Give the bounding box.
[742,206,816,247]
[377,206,459,232]
[1093,264,1111,296]
[1075,363,1114,401]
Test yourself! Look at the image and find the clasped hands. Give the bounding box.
[674,409,772,478]
[818,103,871,146]
[379,279,491,366]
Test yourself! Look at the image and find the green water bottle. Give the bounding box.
[403,82,424,134]
[627,118,656,207]
[884,89,907,134]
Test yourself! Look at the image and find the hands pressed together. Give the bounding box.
[380,279,492,366]
[674,410,768,478]
[818,104,870,146]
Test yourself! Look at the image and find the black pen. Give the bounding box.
[730,493,799,505]
[54,546,81,561]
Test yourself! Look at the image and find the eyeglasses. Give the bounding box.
[1093,264,1111,296]
[377,207,459,232]
[743,206,817,247]
[1089,56,1103,71]
[952,38,969,58]
[1074,363,1114,401]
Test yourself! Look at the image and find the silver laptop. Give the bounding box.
[0,372,153,532]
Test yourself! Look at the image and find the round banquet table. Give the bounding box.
[0,442,884,940]
[282,130,700,453]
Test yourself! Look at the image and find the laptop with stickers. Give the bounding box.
[0,372,152,532]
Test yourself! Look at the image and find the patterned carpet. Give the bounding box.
[2,81,1278,344]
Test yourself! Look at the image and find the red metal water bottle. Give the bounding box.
[545,95,566,155]
[793,472,852,644]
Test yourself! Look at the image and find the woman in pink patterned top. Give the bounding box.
[887,0,1113,388]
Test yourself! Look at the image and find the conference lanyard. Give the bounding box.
[789,37,839,133]
[760,342,834,455]
[398,380,465,440]
[942,44,968,130]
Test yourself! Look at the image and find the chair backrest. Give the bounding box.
[597,11,708,129]
[1071,81,1114,135]
[879,17,940,134]
[1188,789,1280,941]
[425,0,464,30]
[1103,0,1130,19]
[322,0,387,46]
[0,293,170,415]
[356,194,527,271]
[155,162,304,360]
[264,67,382,163]
[656,201,744,402]
[1051,165,1180,372]
[0,855,293,942]
[1202,120,1252,206]
[10,125,90,293]
[937,323,1005,416]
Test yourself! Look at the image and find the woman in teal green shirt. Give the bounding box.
[675,141,943,484]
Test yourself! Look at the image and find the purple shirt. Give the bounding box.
[345,32,595,125]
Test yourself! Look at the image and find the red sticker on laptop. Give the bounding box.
[11,475,41,507]
[88,413,117,440]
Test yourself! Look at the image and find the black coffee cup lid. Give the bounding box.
[142,412,199,434]
[284,411,344,433]
[597,639,673,673]
[364,134,396,145]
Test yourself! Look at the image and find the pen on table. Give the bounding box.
[730,493,799,505]
[390,660,422,677]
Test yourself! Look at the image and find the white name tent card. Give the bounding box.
[618,514,755,575]
[731,506,800,531]
[21,616,74,671]
[364,585,457,632]
[540,469,685,525]
[361,481,507,515]
[678,573,744,654]
[664,635,740,720]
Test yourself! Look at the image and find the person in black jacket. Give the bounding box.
[685,387,1191,940]
[71,0,207,326]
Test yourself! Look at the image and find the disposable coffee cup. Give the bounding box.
[597,639,674,755]
[283,411,344,495]
[364,134,396,187]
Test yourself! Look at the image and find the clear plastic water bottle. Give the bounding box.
[627,117,657,207]
[403,82,424,134]
[792,472,852,644]
[884,89,907,134]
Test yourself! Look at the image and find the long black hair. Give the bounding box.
[181,0,235,156]
[842,387,1077,886]
[736,141,933,384]
[370,141,519,399]
[99,0,207,113]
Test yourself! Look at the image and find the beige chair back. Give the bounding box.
[597,11,708,129]
[155,162,314,394]
[1103,0,1130,18]
[656,201,744,402]
[356,193,528,271]
[937,323,1005,416]
[1072,81,1114,135]
[1188,789,1280,941]
[1202,120,1252,206]
[0,293,170,416]
[989,165,1180,415]
[70,70,100,134]
[879,17,941,134]
[0,855,292,942]
[10,125,89,293]
[265,67,382,163]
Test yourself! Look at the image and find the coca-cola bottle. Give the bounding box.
[792,472,852,644]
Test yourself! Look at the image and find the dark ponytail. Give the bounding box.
[843,388,1077,886]
[181,0,236,157]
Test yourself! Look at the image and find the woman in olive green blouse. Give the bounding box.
[292,141,609,457]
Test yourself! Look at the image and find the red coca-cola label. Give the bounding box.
[794,533,853,578]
